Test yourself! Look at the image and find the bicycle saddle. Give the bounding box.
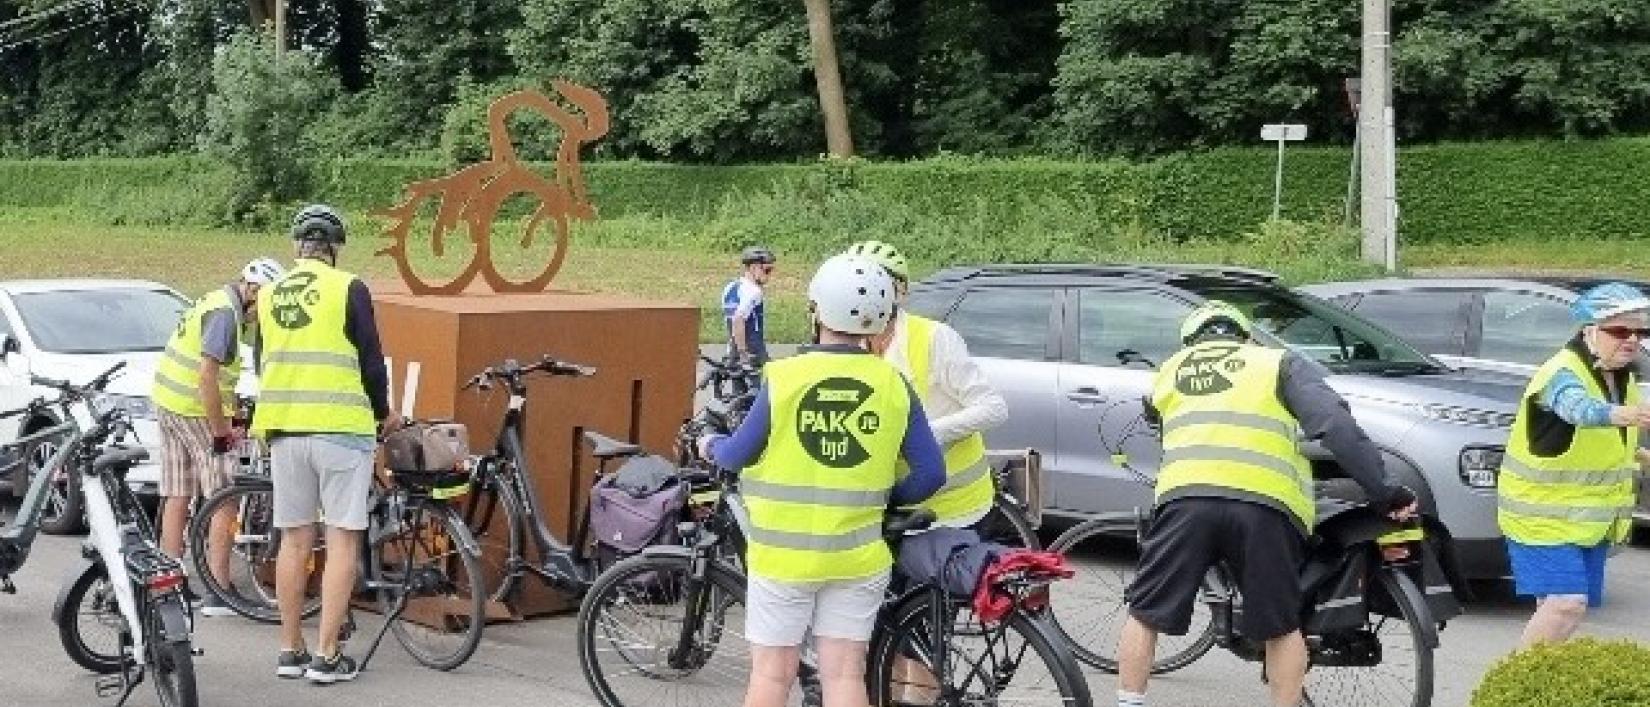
[583,431,643,459]
[883,508,936,539]
[92,446,150,472]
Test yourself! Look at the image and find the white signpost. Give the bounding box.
[1261,123,1308,221]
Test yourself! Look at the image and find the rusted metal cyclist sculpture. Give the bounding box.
[376,80,610,295]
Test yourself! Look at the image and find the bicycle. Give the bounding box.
[0,362,199,707]
[453,354,666,608]
[578,401,1092,707]
[1044,399,1444,707]
[185,397,325,624]
[189,422,488,671]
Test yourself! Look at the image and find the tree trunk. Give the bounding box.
[333,0,370,91]
[247,0,272,28]
[802,0,855,157]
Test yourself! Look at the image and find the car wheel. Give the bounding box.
[27,431,84,535]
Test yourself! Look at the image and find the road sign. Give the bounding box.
[1261,124,1308,142]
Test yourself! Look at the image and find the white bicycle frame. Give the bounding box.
[77,465,151,667]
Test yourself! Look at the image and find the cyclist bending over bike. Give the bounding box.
[1116,301,1417,707]
[695,254,947,707]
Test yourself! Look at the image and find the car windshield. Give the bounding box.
[1179,282,1445,374]
[12,288,188,354]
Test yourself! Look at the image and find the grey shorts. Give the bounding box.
[745,572,890,647]
[270,435,376,531]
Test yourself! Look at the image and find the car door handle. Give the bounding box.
[1066,387,1108,405]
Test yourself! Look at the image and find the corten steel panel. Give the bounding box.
[372,286,698,617]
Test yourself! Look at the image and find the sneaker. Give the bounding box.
[198,594,235,618]
[305,651,359,685]
[276,648,312,679]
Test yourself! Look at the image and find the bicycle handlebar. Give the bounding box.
[462,355,596,391]
[27,361,126,399]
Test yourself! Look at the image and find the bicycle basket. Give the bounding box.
[385,422,472,498]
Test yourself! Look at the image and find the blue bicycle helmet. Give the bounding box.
[1571,282,1650,324]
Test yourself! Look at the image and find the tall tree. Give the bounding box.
[803,0,855,156]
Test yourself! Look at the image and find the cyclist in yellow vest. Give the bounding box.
[1499,282,1650,648]
[153,257,285,617]
[697,254,946,707]
[254,204,401,685]
[1116,301,1416,707]
[846,241,1010,537]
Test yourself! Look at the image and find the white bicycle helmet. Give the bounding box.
[1572,282,1650,324]
[241,257,286,286]
[808,254,896,336]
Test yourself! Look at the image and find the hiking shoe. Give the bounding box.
[276,648,312,679]
[305,652,359,685]
[197,594,235,618]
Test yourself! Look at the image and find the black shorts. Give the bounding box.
[1124,497,1306,641]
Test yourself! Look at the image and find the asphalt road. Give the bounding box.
[3,497,1649,707]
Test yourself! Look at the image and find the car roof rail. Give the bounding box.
[918,263,1281,285]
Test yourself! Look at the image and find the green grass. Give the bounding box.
[0,208,1628,343]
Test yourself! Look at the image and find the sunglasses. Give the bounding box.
[759,265,775,274]
[1598,325,1650,340]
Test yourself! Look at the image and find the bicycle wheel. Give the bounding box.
[1302,568,1435,707]
[148,599,199,707]
[978,495,1041,550]
[460,470,526,605]
[578,553,751,707]
[1045,513,1214,674]
[870,590,1092,707]
[188,482,321,623]
[375,499,487,671]
[57,563,123,674]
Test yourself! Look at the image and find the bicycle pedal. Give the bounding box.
[191,647,204,657]
[94,676,123,698]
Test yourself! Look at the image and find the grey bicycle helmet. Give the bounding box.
[290,204,347,243]
[740,245,776,265]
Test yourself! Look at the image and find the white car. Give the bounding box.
[0,279,242,534]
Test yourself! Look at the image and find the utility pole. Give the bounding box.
[1359,0,1395,270]
[273,0,286,59]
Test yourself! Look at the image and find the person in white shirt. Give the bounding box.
[722,246,777,364]
[845,241,1009,531]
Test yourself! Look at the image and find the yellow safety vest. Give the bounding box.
[744,351,911,582]
[152,288,243,418]
[251,260,376,437]
[1498,348,1638,546]
[897,314,995,525]
[1151,341,1315,530]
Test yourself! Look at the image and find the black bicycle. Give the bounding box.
[578,399,1092,707]
[1045,400,1443,707]
[190,425,487,671]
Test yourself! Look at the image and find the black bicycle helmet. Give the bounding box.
[740,245,776,265]
[290,204,347,244]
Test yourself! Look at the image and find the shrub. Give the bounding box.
[1471,638,1650,707]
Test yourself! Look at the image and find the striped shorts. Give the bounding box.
[158,410,234,499]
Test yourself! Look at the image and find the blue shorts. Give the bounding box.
[1505,540,1610,607]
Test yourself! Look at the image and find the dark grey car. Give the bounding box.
[909,264,1531,579]
[1300,276,1650,529]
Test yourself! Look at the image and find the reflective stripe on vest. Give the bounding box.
[251,260,376,437]
[1151,342,1315,530]
[1498,348,1638,546]
[151,288,241,418]
[901,313,995,524]
[743,351,911,582]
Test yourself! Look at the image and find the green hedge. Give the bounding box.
[3,137,1650,245]
[1472,638,1650,707]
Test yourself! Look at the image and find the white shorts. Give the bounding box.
[745,572,890,647]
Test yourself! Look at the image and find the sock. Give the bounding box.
[1117,690,1147,707]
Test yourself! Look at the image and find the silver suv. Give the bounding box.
[908,264,1528,580]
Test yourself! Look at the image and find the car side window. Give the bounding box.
[1348,290,1470,356]
[944,288,1053,361]
[1078,289,1191,367]
[1480,291,1574,365]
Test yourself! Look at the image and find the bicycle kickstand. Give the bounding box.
[353,594,407,673]
[0,574,14,594]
